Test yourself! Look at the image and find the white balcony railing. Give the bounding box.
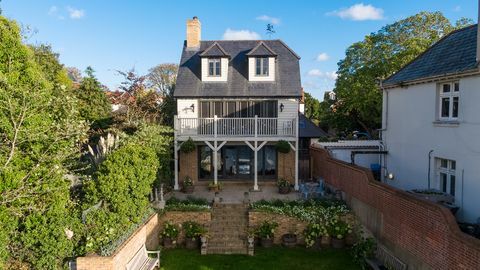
[175,116,296,138]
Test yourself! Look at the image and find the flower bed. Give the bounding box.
[165,196,211,212]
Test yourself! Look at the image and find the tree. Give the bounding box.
[146,63,178,126]
[0,16,88,269]
[76,67,112,129]
[303,92,321,125]
[324,12,473,136]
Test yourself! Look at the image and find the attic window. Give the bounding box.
[208,58,221,76]
[255,57,269,76]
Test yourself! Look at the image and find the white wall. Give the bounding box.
[248,57,275,82]
[177,99,198,118]
[382,76,480,222]
[201,58,228,82]
[315,140,382,169]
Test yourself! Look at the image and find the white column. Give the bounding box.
[253,140,259,191]
[294,114,299,190]
[173,115,180,190]
[174,141,179,190]
[213,140,218,185]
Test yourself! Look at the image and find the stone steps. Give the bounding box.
[207,203,248,255]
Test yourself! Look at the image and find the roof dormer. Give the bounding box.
[200,42,230,82]
[247,42,277,82]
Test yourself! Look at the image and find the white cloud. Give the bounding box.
[307,69,338,80]
[222,28,261,40]
[316,53,330,62]
[48,6,58,15]
[328,3,384,21]
[67,7,85,19]
[256,15,281,25]
[453,6,461,12]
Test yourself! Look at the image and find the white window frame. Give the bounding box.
[436,158,456,196]
[208,58,221,77]
[255,57,269,76]
[438,82,459,121]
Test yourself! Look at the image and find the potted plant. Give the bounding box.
[256,220,278,248]
[182,176,194,193]
[328,217,352,249]
[275,140,291,154]
[183,221,204,249]
[245,227,256,248]
[161,221,179,249]
[282,233,297,247]
[351,237,377,269]
[208,181,222,192]
[277,178,291,194]
[180,137,196,153]
[304,223,322,249]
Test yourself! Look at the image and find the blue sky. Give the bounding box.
[3,1,477,99]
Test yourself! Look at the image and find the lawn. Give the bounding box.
[160,247,361,270]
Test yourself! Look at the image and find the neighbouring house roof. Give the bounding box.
[245,41,277,57]
[105,90,135,105]
[174,40,302,98]
[198,42,230,58]
[298,113,328,138]
[383,24,479,87]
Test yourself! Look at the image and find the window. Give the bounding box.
[255,57,269,76]
[436,158,456,196]
[439,82,459,120]
[199,100,278,118]
[208,58,221,76]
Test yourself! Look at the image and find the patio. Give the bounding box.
[165,182,304,203]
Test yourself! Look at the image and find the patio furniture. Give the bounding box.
[125,244,160,270]
[299,183,309,200]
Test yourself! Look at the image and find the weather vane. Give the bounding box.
[266,23,276,38]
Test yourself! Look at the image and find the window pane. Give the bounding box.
[440,159,448,168]
[256,58,261,75]
[199,146,212,178]
[452,97,459,118]
[450,175,456,196]
[440,173,447,192]
[451,161,456,170]
[454,83,459,92]
[257,148,264,176]
[225,147,237,176]
[214,101,223,117]
[442,84,451,93]
[264,146,276,176]
[238,146,251,175]
[209,61,214,76]
[262,58,269,75]
[239,101,249,117]
[226,101,236,118]
[201,101,211,118]
[215,60,221,76]
[441,97,450,117]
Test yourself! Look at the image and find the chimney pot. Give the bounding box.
[187,17,201,48]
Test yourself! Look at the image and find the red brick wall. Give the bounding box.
[249,211,308,244]
[158,211,211,244]
[310,146,480,270]
[179,148,198,184]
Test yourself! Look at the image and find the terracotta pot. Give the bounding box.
[163,237,176,249]
[183,185,194,193]
[320,235,331,248]
[185,238,198,249]
[209,186,220,192]
[331,237,345,249]
[345,233,356,246]
[278,186,291,194]
[281,234,297,247]
[314,236,323,249]
[260,237,273,248]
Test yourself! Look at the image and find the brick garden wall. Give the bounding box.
[179,148,198,184]
[76,213,159,270]
[249,211,308,245]
[158,211,211,245]
[310,146,480,270]
[278,151,295,183]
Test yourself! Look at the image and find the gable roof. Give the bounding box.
[174,40,302,98]
[198,42,230,58]
[299,113,328,138]
[246,41,277,57]
[383,24,479,87]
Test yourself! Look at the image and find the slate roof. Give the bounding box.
[299,113,328,138]
[246,41,277,57]
[198,42,230,58]
[383,24,479,87]
[174,40,302,98]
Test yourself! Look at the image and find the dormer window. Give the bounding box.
[208,58,221,77]
[255,57,269,76]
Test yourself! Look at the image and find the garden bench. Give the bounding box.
[125,244,160,270]
[366,243,407,270]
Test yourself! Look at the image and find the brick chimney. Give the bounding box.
[186,16,201,48]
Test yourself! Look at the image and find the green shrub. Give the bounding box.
[256,220,278,239]
[275,140,291,153]
[180,137,196,153]
[162,222,180,239]
[351,237,377,269]
[165,197,211,212]
[182,221,206,239]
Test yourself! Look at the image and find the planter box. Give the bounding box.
[281,234,297,247]
[409,189,454,204]
[183,185,194,194]
[278,186,291,194]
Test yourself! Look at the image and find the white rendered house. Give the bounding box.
[173,17,303,191]
[381,24,480,222]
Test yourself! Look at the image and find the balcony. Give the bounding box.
[174,116,297,140]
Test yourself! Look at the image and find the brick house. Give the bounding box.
[173,17,303,191]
